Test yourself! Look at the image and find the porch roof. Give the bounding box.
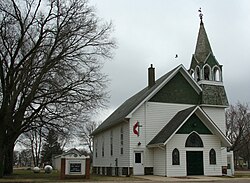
[147,106,231,148]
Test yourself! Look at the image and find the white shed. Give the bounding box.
[53,148,85,170]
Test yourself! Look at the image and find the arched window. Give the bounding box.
[190,69,195,79]
[209,149,216,164]
[185,132,204,147]
[195,67,200,81]
[204,65,210,80]
[213,67,221,81]
[172,148,180,165]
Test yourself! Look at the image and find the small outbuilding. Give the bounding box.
[53,148,85,171]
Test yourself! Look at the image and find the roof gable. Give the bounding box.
[147,106,231,147]
[127,65,202,117]
[53,148,84,159]
[177,113,212,134]
[92,65,202,136]
[149,72,200,104]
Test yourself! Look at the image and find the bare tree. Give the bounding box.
[226,102,250,168]
[0,0,115,177]
[18,127,44,167]
[18,149,33,167]
[78,121,98,155]
[18,125,74,167]
[23,128,43,166]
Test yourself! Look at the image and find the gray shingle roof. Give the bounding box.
[147,106,196,146]
[91,65,180,136]
[148,106,231,147]
[194,21,213,63]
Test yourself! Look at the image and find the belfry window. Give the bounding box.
[204,65,210,80]
[190,69,195,79]
[209,149,216,164]
[195,67,200,81]
[213,67,221,81]
[185,132,204,147]
[172,148,180,165]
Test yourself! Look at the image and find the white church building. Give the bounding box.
[91,15,234,177]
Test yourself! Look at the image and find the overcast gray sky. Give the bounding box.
[89,0,250,121]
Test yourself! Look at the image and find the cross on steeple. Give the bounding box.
[198,8,203,25]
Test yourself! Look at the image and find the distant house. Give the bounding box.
[92,16,234,176]
[53,148,86,170]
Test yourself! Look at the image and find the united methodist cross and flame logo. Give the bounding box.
[133,121,142,136]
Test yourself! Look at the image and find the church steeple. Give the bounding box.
[189,9,222,82]
[188,9,228,107]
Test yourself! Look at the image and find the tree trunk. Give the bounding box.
[0,134,6,178]
[0,151,4,178]
[4,143,15,175]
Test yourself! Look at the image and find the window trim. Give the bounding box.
[185,132,204,147]
[172,148,180,165]
[209,148,216,165]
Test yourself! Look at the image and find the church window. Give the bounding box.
[195,67,201,81]
[102,137,104,157]
[209,149,216,164]
[213,67,221,81]
[185,132,204,147]
[172,148,180,165]
[110,130,113,156]
[120,126,124,155]
[204,65,210,80]
[95,139,98,158]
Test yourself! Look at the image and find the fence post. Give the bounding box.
[85,158,90,179]
[60,158,66,180]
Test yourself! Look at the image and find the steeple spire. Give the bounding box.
[194,8,212,63]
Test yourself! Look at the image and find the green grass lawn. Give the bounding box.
[2,169,250,182]
[234,171,250,178]
[1,169,60,182]
[0,168,144,182]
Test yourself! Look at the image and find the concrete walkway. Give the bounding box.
[135,175,230,182]
[134,175,250,182]
[52,175,250,183]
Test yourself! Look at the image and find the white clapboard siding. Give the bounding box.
[220,148,228,167]
[166,134,187,176]
[201,106,226,134]
[202,135,222,176]
[166,134,223,176]
[153,147,166,176]
[129,103,147,167]
[146,102,193,144]
[93,122,130,167]
[129,102,192,168]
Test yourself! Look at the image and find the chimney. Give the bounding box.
[148,64,155,87]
